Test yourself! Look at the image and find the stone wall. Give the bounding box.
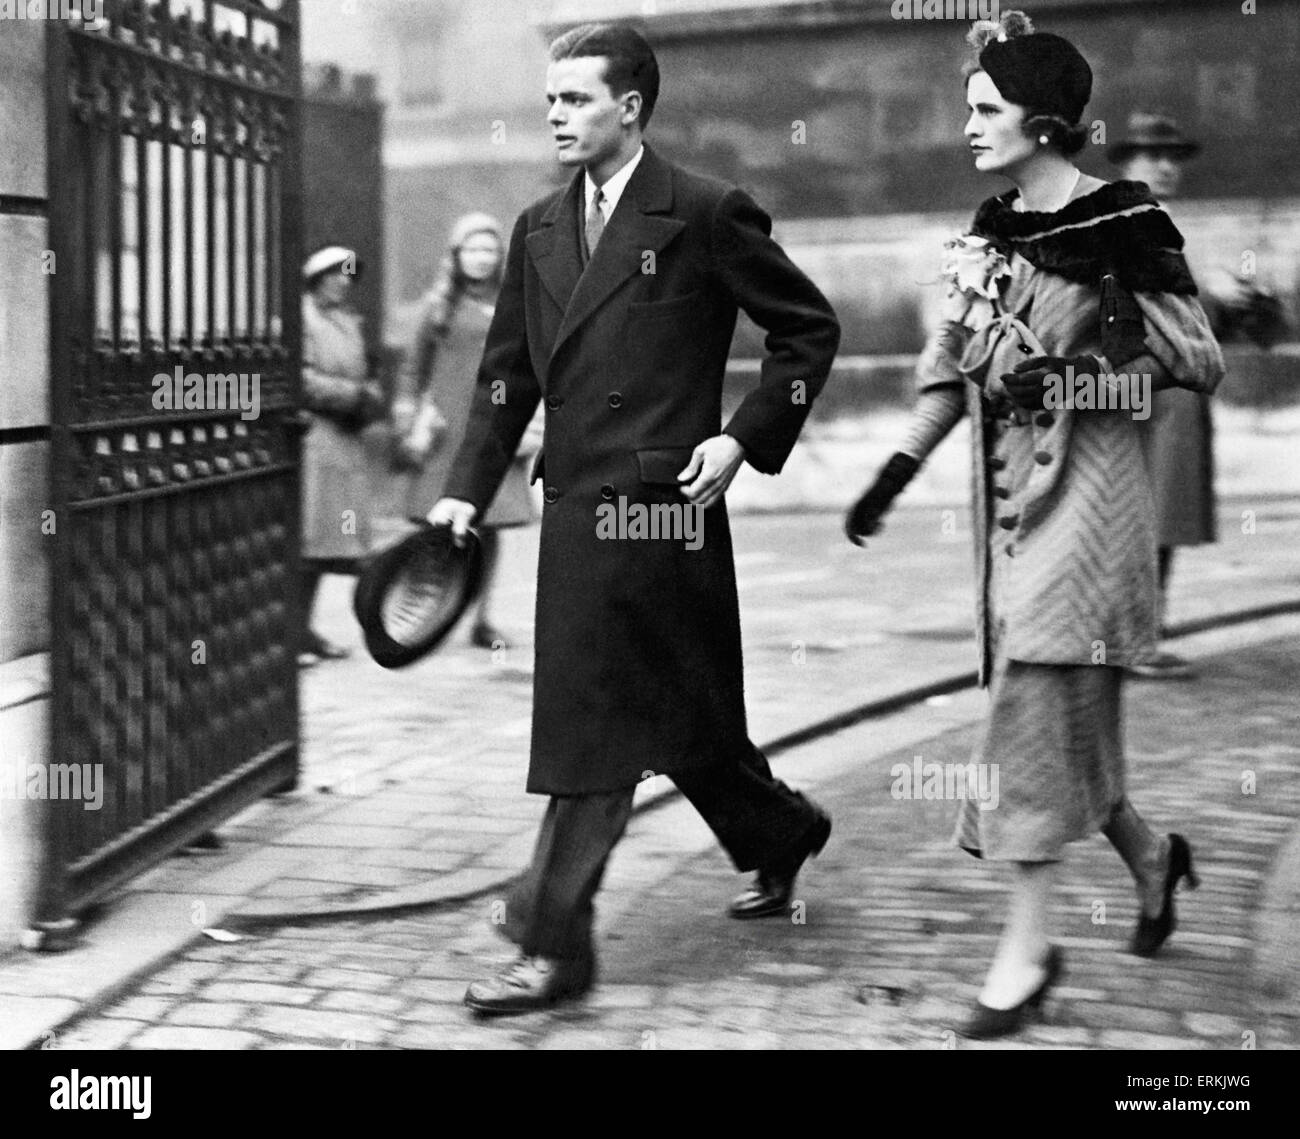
[0,18,51,948]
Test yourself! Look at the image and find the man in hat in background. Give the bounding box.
[1109,114,1288,678]
[428,22,840,1015]
[1108,115,1216,679]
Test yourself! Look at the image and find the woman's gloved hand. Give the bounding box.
[1000,354,1101,411]
[844,452,920,546]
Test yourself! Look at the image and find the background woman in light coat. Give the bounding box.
[396,214,539,648]
[845,12,1224,1038]
[301,246,383,662]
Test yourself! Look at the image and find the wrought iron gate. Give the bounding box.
[45,0,303,915]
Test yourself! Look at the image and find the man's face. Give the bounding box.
[545,55,637,170]
[1122,149,1184,200]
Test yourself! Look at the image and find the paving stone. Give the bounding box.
[163,1002,252,1029]
[316,989,408,1017]
[203,981,319,1007]
[99,996,174,1024]
[130,1026,262,1050]
[1183,1011,1245,1038]
[244,1005,398,1046]
[300,968,396,993]
[52,1018,150,1050]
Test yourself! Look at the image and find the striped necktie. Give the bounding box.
[585,187,606,262]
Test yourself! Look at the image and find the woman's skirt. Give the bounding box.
[952,652,1126,862]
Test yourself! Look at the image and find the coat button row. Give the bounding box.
[998,514,1019,530]
[600,484,615,500]
[544,486,560,504]
[993,485,1010,499]
[608,392,623,409]
[546,395,562,411]
[1035,412,1054,427]
[1034,450,1052,465]
[989,457,1007,471]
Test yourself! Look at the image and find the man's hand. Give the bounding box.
[677,434,746,510]
[426,497,477,546]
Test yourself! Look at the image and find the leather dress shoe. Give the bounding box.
[960,945,1065,1040]
[464,953,594,1016]
[728,808,832,920]
[1130,833,1199,957]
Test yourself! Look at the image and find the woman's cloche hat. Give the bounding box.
[302,244,363,284]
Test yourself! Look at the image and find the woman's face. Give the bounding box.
[457,232,503,282]
[964,71,1037,175]
[314,268,352,306]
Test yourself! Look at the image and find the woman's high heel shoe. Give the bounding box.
[1130,833,1199,957]
[960,945,1064,1040]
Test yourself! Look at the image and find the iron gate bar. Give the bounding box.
[45,0,304,919]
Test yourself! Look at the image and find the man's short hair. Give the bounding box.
[549,22,660,129]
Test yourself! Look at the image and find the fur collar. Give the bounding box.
[970,179,1198,295]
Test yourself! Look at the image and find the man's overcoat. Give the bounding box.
[445,145,840,794]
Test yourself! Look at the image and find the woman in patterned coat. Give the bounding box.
[845,12,1224,1038]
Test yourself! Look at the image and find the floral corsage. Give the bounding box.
[940,234,1011,331]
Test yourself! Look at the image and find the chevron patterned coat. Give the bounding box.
[915,183,1225,684]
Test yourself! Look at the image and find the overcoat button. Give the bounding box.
[608,392,623,409]
[544,486,560,504]
[1006,544,1016,557]
[994,485,1011,499]
[1034,450,1052,465]
[546,395,561,411]
[998,515,1019,530]
[600,484,615,500]
[989,457,1007,471]
[1035,412,1054,427]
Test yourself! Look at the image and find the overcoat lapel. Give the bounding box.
[526,172,584,318]
[525,146,686,373]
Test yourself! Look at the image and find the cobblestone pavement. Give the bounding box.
[110,499,1300,918]
[54,627,1300,1050]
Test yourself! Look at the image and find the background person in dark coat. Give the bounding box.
[1109,113,1286,678]
[428,23,841,1015]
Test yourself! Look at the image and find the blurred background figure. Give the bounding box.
[301,245,386,665]
[394,213,540,649]
[1109,114,1288,679]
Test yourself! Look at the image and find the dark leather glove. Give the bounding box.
[844,452,920,546]
[1000,354,1101,411]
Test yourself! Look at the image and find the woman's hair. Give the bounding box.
[1022,112,1089,156]
[962,9,1090,157]
[421,213,504,338]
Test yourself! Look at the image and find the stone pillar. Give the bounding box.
[0,18,55,950]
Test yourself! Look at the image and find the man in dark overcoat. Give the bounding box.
[429,23,841,1015]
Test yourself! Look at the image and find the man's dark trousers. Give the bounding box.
[501,742,818,960]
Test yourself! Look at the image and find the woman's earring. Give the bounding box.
[1038,134,1050,146]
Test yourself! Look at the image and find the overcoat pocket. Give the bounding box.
[627,290,703,322]
[635,446,695,486]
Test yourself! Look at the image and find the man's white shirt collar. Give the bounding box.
[585,145,645,223]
